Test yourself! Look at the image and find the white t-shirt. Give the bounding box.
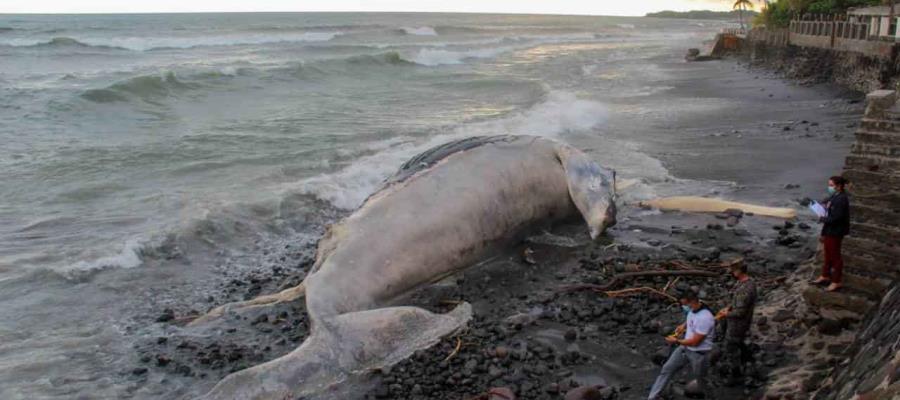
[684,308,715,352]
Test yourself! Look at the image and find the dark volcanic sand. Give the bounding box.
[138,56,861,400]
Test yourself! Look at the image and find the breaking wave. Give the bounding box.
[400,26,438,36]
[288,91,608,209]
[409,46,515,66]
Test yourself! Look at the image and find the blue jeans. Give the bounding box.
[648,345,710,400]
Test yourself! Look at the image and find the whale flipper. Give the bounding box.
[200,303,472,400]
[555,144,617,239]
[188,283,306,326]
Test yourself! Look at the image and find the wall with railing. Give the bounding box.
[786,17,897,58]
[746,27,789,47]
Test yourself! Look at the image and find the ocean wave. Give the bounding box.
[65,238,145,272]
[0,27,13,33]
[148,31,342,51]
[408,46,514,66]
[8,36,129,51]
[287,90,608,210]
[2,32,341,51]
[400,26,438,36]
[80,71,200,103]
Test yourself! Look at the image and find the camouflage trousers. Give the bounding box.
[722,320,753,378]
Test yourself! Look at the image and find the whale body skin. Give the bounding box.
[199,135,617,400]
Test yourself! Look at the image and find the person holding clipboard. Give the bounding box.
[811,176,851,292]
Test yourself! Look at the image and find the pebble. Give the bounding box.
[155,309,175,323]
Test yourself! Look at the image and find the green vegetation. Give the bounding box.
[754,0,884,28]
[734,0,756,29]
[645,10,759,19]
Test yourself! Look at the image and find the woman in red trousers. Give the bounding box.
[813,176,851,292]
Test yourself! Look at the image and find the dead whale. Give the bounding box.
[197,135,617,399]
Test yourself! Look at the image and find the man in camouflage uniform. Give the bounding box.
[718,260,757,386]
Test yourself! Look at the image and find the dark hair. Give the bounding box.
[829,175,849,188]
[730,261,748,274]
[679,289,699,301]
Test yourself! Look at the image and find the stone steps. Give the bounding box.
[806,89,898,318]
[845,154,900,171]
[842,251,898,278]
[850,203,900,228]
[848,220,900,241]
[840,269,891,300]
[802,285,875,314]
[843,168,900,188]
[854,128,900,145]
[859,118,900,133]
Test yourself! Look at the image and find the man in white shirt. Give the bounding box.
[648,289,715,400]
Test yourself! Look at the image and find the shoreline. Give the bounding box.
[135,54,863,399]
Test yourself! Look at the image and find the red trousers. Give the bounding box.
[822,236,844,284]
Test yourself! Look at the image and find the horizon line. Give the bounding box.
[0,9,730,17]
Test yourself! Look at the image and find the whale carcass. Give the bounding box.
[197,135,617,399]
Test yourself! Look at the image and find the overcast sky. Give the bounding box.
[1,0,737,16]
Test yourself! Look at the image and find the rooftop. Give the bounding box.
[848,3,900,16]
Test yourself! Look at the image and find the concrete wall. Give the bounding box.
[832,37,896,58]
[789,32,832,49]
[785,20,899,59]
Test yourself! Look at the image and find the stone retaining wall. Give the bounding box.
[811,89,900,399]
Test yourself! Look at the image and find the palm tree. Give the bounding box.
[734,0,755,31]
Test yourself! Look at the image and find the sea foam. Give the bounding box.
[400,26,438,36]
[288,91,608,210]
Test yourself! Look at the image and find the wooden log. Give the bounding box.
[639,197,796,219]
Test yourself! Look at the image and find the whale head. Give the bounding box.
[557,145,617,240]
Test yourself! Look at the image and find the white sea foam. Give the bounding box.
[401,26,438,36]
[287,91,608,210]
[409,46,516,66]
[64,238,145,272]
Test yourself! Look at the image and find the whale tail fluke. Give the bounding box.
[199,303,473,400]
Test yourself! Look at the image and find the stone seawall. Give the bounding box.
[809,90,900,399]
[744,42,897,93]
[815,283,900,399]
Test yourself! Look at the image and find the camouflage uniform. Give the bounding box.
[723,278,757,379]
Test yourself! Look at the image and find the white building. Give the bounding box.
[848,3,900,39]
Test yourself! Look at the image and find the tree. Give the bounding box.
[734,0,757,30]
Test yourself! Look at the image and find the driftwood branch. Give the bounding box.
[560,269,720,293]
[443,337,463,362]
[603,286,679,302]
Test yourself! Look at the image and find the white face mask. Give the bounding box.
[682,305,692,314]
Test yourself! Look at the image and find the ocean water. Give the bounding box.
[0,13,729,399]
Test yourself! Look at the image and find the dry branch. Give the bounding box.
[443,337,462,362]
[560,269,720,293]
[603,286,679,302]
